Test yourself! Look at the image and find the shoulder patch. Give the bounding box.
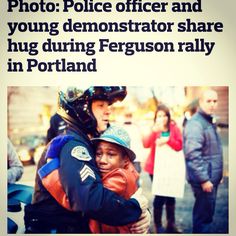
[71,146,92,161]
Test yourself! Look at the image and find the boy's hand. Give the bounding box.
[130,210,151,234]
[131,188,148,211]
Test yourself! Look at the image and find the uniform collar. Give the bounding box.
[67,127,91,145]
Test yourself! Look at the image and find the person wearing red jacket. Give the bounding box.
[143,104,182,233]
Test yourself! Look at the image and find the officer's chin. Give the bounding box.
[97,123,110,135]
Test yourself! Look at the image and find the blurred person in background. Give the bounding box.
[8,137,24,184]
[8,137,24,234]
[122,111,145,185]
[183,89,223,233]
[182,99,198,128]
[143,104,182,233]
[46,113,66,144]
[46,87,78,144]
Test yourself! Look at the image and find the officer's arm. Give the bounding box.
[59,141,142,226]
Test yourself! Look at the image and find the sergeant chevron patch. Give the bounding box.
[80,164,96,182]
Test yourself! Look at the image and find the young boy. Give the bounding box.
[90,125,139,233]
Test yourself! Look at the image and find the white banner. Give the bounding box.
[152,145,186,198]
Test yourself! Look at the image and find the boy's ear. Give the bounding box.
[123,155,130,166]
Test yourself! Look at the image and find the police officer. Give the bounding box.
[24,86,149,233]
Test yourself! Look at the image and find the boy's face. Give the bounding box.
[91,100,110,133]
[95,141,128,176]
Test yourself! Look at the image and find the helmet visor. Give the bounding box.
[86,86,127,104]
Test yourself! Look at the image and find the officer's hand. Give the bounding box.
[46,135,74,159]
[130,210,151,234]
[130,188,148,211]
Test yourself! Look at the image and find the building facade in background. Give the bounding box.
[8,86,228,140]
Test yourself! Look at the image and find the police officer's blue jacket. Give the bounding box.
[183,109,223,186]
[32,128,141,230]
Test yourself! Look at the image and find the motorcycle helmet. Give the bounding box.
[57,86,127,136]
